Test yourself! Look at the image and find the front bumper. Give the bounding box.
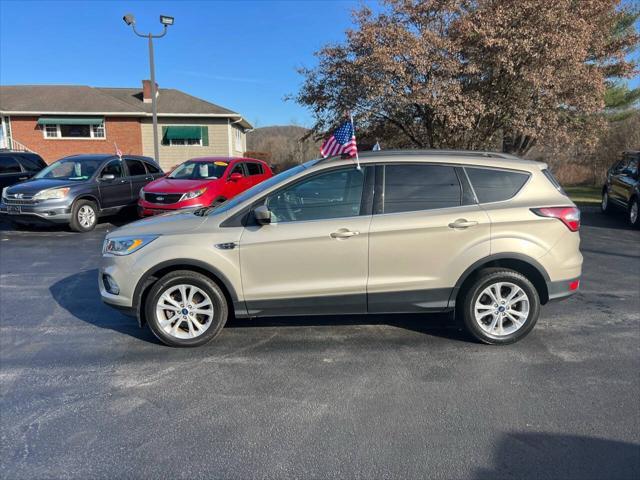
[137,199,205,217]
[0,200,72,223]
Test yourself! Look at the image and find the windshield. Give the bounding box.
[169,161,228,180]
[210,160,318,216]
[34,157,101,181]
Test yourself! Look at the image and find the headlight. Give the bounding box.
[139,188,145,199]
[102,235,158,256]
[1,188,7,200]
[33,187,70,201]
[181,187,207,201]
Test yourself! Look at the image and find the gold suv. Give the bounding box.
[100,151,582,347]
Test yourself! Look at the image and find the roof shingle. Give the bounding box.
[0,85,246,123]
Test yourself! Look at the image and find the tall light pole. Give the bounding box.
[123,13,174,164]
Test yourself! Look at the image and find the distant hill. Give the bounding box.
[246,125,311,150]
[246,125,319,171]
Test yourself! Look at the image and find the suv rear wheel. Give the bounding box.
[628,197,639,229]
[145,270,228,347]
[458,269,540,345]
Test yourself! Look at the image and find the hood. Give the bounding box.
[107,209,208,238]
[5,178,78,196]
[143,177,221,194]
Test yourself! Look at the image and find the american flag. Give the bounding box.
[114,142,123,160]
[320,120,358,158]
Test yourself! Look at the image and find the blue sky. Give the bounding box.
[0,0,370,127]
[1,0,638,128]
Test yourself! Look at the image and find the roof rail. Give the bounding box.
[317,149,521,164]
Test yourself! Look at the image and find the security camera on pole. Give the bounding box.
[122,13,174,164]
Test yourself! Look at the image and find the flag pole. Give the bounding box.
[349,113,361,170]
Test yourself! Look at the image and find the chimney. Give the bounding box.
[142,80,158,103]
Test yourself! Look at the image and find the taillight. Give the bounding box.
[531,207,580,232]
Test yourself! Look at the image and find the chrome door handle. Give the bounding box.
[448,219,478,229]
[330,229,360,239]
[18,177,28,181]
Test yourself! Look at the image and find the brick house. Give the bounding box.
[0,81,252,170]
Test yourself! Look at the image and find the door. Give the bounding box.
[244,161,268,188]
[224,162,251,198]
[609,158,630,206]
[125,158,149,203]
[618,157,638,204]
[0,156,27,190]
[367,164,491,313]
[239,166,373,316]
[97,159,131,208]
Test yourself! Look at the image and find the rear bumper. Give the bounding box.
[0,201,72,223]
[546,277,580,302]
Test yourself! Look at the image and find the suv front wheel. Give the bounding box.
[145,270,229,347]
[70,199,98,232]
[458,269,540,345]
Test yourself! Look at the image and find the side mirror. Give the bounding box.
[100,174,116,181]
[253,205,271,225]
[229,172,243,182]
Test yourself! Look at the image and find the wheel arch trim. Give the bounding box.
[449,253,551,308]
[132,258,240,326]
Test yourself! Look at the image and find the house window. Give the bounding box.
[44,125,58,138]
[41,122,106,139]
[235,128,243,151]
[60,124,91,138]
[161,126,207,146]
[92,124,105,138]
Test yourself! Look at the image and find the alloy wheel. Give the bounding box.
[155,284,215,339]
[474,282,530,336]
[78,205,96,228]
[631,201,638,225]
[602,191,608,211]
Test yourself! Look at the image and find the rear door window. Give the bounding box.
[125,159,146,177]
[383,164,462,213]
[0,157,22,174]
[465,167,529,203]
[246,162,263,176]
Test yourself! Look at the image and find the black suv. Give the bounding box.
[0,151,47,191]
[0,154,163,232]
[602,151,639,228]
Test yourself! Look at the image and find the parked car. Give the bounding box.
[138,157,273,216]
[0,154,162,232]
[100,150,582,348]
[0,151,47,191]
[601,150,639,228]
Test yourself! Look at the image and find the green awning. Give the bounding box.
[37,117,104,125]
[163,125,203,140]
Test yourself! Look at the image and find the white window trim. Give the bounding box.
[41,123,107,140]
[166,137,203,147]
[235,128,243,152]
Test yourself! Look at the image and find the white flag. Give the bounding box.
[373,141,381,151]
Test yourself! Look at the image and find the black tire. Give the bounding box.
[601,188,611,213]
[69,199,98,232]
[145,270,228,347]
[210,197,226,208]
[457,269,540,345]
[628,196,639,229]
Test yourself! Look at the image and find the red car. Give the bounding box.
[138,157,272,216]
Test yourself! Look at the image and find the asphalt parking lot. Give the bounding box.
[1,208,639,480]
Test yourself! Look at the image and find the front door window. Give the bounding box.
[265,168,365,223]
